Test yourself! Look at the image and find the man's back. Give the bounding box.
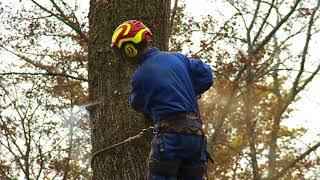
[130,47,213,123]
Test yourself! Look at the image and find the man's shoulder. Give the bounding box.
[132,63,155,82]
[132,67,143,80]
[149,51,188,65]
[157,51,184,58]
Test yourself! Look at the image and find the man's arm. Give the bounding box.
[129,74,153,124]
[129,72,149,113]
[174,53,214,95]
[188,58,214,95]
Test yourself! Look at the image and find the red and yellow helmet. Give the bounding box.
[111,20,152,49]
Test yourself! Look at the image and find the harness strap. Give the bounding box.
[160,112,202,124]
[155,113,203,136]
[156,126,204,136]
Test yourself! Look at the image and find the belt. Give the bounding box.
[160,112,202,123]
[155,112,203,136]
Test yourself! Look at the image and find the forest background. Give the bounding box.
[1,0,320,179]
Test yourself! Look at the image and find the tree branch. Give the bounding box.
[272,35,283,102]
[169,0,178,38]
[275,141,320,179]
[291,0,320,97]
[226,0,249,30]
[248,0,261,33]
[194,13,240,55]
[268,34,284,179]
[0,118,27,176]
[267,3,320,178]
[254,0,303,53]
[0,72,88,82]
[253,0,276,44]
[30,0,88,44]
[242,84,260,180]
[245,0,261,55]
[297,63,320,93]
[0,45,87,82]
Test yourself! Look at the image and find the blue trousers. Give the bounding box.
[147,133,207,180]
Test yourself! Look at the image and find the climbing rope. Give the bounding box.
[90,126,155,167]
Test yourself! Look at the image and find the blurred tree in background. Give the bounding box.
[171,0,320,179]
[0,0,90,179]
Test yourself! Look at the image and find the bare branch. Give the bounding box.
[275,141,320,179]
[194,13,241,55]
[59,0,83,29]
[248,0,262,33]
[244,0,261,56]
[226,0,249,30]
[0,117,27,176]
[0,72,87,82]
[30,0,88,44]
[291,0,320,97]
[266,68,320,76]
[254,0,303,53]
[0,92,25,158]
[0,45,87,82]
[34,139,44,180]
[253,0,276,44]
[297,63,320,93]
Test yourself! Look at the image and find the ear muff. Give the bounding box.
[124,43,138,58]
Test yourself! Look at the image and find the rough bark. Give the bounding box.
[88,0,170,179]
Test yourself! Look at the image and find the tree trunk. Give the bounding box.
[87,0,170,179]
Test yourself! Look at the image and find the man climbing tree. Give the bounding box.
[110,20,213,179]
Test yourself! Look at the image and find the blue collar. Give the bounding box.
[139,47,160,64]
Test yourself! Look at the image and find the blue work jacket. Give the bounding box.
[129,47,213,123]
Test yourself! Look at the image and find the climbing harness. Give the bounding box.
[90,126,155,167]
[90,113,214,179]
[148,113,214,178]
